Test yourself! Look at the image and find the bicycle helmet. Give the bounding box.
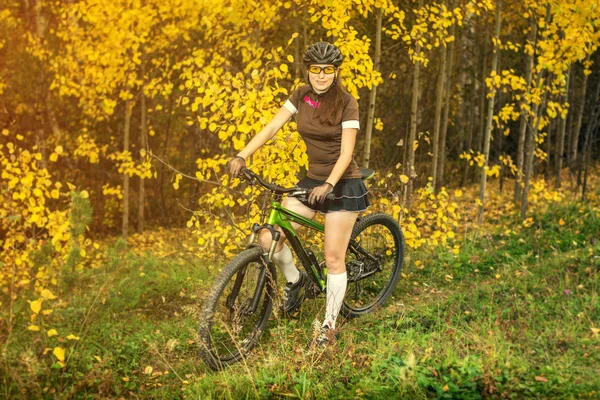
[303,41,343,67]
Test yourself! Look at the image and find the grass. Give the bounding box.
[1,194,599,398]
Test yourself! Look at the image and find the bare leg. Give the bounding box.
[259,196,316,283]
[323,211,359,329]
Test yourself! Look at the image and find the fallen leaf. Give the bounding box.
[53,347,65,362]
[535,376,548,382]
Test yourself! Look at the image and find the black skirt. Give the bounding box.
[295,177,370,214]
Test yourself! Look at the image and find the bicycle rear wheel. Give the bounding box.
[341,213,404,318]
[198,247,277,370]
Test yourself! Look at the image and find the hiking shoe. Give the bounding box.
[281,270,306,314]
[308,325,338,349]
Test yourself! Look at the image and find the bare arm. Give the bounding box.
[325,128,358,186]
[236,106,294,160]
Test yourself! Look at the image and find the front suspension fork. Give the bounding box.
[227,224,280,315]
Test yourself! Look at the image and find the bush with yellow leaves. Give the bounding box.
[1,132,91,367]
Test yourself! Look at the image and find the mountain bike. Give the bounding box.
[198,168,405,370]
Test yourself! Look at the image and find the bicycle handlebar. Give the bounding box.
[239,168,335,200]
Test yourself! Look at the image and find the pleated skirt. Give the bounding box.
[295,177,370,214]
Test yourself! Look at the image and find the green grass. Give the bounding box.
[1,200,599,399]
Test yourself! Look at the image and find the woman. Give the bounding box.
[228,41,369,347]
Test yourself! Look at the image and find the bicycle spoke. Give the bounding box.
[343,214,403,316]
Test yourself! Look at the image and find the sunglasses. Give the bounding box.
[308,65,337,75]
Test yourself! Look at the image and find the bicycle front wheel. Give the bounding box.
[341,213,404,318]
[198,247,277,370]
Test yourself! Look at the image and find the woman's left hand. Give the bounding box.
[308,182,334,205]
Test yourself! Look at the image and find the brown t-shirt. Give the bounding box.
[284,85,361,180]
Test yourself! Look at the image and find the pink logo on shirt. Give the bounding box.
[303,95,320,109]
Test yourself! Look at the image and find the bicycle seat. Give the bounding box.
[360,168,375,181]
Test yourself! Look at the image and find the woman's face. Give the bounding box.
[308,64,337,94]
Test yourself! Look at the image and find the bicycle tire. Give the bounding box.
[198,246,277,370]
[341,213,404,318]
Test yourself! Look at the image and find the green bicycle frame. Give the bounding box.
[260,200,327,291]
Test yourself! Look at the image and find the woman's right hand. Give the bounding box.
[227,156,246,178]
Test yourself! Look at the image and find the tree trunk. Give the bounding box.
[521,80,549,218]
[122,100,132,239]
[438,2,456,189]
[569,61,589,171]
[295,3,302,78]
[545,118,554,182]
[138,61,147,234]
[456,24,468,158]
[362,8,382,168]
[555,65,570,188]
[579,79,600,198]
[405,1,423,209]
[498,91,505,193]
[28,0,61,142]
[477,26,488,154]
[159,95,174,227]
[431,1,447,193]
[514,17,537,204]
[461,70,476,187]
[477,0,500,224]
[522,5,552,218]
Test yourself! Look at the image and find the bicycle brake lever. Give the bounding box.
[240,168,256,184]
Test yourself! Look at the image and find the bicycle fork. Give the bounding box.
[226,224,281,316]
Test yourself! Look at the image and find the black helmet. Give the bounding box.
[303,42,343,67]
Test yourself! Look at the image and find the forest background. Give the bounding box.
[1,0,599,398]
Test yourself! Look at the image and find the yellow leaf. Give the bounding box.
[53,347,65,362]
[94,356,102,362]
[558,218,565,226]
[1,129,8,136]
[454,189,463,198]
[287,55,294,62]
[80,190,89,199]
[51,189,59,199]
[144,366,153,375]
[30,299,43,314]
[122,377,130,382]
[28,325,40,331]
[280,64,289,73]
[47,329,58,337]
[400,175,409,184]
[66,334,80,341]
[181,97,189,105]
[41,289,57,300]
[49,153,58,162]
[55,145,63,155]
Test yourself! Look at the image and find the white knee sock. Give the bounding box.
[271,244,300,284]
[324,271,347,330]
